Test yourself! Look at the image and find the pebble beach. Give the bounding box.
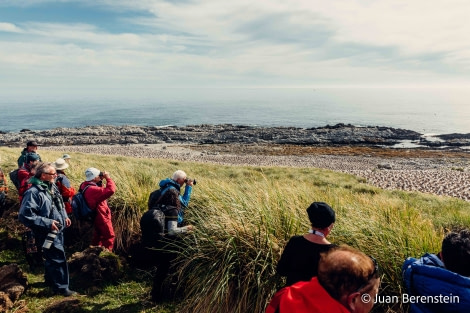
[42,143,470,202]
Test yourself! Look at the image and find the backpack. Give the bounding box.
[71,185,95,221]
[144,187,180,239]
[9,169,20,190]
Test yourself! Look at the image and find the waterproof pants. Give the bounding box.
[42,236,69,292]
[92,220,115,251]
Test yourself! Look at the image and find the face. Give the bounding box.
[28,145,38,152]
[175,176,187,186]
[41,167,57,183]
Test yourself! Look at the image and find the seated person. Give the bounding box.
[266,245,380,313]
[402,229,470,313]
[276,202,337,286]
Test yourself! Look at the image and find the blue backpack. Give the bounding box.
[71,185,95,221]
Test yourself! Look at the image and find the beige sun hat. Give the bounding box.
[53,158,69,171]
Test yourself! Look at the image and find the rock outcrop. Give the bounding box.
[0,123,429,147]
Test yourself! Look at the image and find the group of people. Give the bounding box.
[3,141,470,312]
[12,141,116,296]
[10,141,196,299]
[267,201,470,313]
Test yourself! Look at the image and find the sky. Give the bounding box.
[1,0,470,93]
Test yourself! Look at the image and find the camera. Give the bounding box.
[42,222,62,249]
[184,178,197,185]
[43,230,58,249]
[99,171,104,179]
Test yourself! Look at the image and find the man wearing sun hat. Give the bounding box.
[52,158,76,215]
[79,167,116,251]
[17,141,41,168]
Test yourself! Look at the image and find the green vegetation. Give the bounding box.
[1,146,469,313]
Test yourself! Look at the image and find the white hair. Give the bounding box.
[172,170,187,181]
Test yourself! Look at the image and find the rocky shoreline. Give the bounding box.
[1,124,470,149]
[2,124,470,202]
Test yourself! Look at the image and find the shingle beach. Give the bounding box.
[42,143,470,202]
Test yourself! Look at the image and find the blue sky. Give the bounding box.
[1,0,469,92]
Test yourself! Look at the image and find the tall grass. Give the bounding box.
[1,146,469,313]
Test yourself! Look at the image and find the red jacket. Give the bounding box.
[18,166,33,200]
[80,177,116,224]
[265,277,350,313]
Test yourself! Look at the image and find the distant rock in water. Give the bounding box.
[0,124,467,149]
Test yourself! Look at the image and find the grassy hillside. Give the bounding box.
[1,146,469,313]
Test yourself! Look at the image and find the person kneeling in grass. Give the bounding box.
[402,229,470,313]
[276,202,337,286]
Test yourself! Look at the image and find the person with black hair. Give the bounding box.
[17,140,41,168]
[276,202,338,286]
[403,229,470,313]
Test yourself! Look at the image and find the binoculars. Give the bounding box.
[185,178,197,185]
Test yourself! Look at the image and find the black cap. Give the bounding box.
[27,141,40,147]
[307,202,336,229]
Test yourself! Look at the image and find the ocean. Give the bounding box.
[1,87,469,135]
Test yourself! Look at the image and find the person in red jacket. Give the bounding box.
[79,167,116,251]
[18,153,40,202]
[53,158,76,215]
[266,245,380,313]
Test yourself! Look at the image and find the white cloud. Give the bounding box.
[0,22,23,33]
[1,0,470,89]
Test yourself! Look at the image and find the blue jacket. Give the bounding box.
[159,178,192,224]
[18,177,67,251]
[402,253,470,313]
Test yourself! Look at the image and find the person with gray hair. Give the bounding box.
[152,169,195,232]
[18,162,76,296]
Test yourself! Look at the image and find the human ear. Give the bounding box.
[346,292,361,312]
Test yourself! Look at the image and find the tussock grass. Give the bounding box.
[1,146,469,313]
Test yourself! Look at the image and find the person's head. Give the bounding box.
[318,245,380,313]
[26,152,41,167]
[172,170,187,186]
[307,202,335,233]
[62,154,71,163]
[85,167,102,182]
[160,188,181,209]
[441,229,470,277]
[26,141,39,153]
[34,162,57,183]
[52,158,69,172]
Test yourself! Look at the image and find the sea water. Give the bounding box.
[0,87,469,135]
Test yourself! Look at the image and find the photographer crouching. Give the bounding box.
[140,169,196,302]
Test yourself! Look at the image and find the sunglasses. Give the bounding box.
[356,256,379,292]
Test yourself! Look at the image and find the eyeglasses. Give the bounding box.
[43,172,57,176]
[356,256,379,292]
